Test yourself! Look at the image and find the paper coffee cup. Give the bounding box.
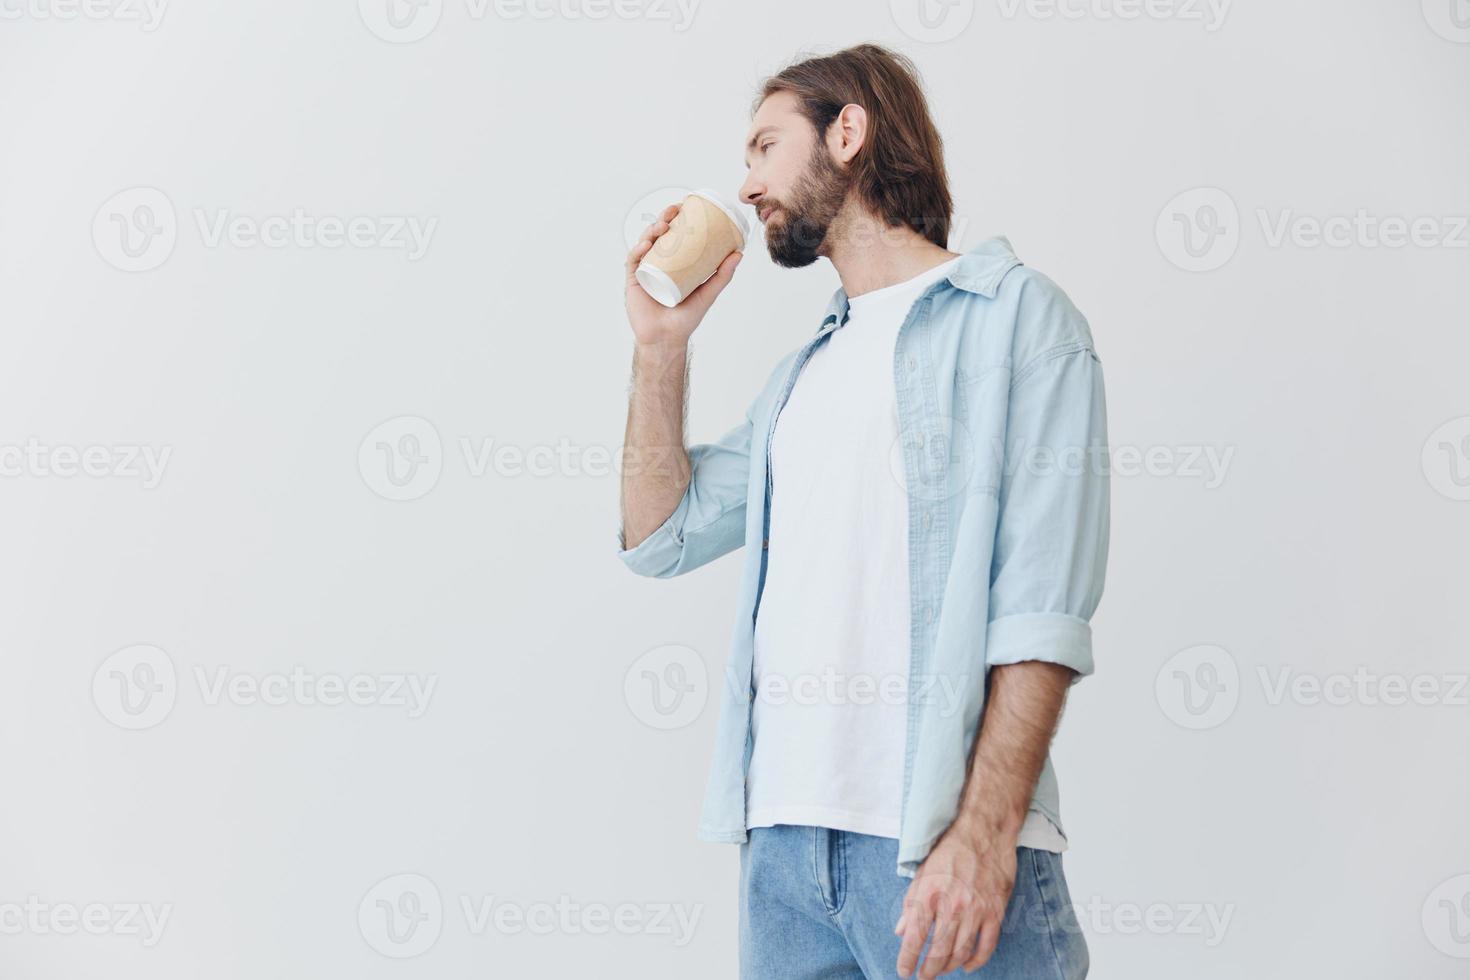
[635,189,751,308]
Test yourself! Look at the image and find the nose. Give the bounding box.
[739,174,763,208]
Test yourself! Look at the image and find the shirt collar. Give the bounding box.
[818,235,1022,331]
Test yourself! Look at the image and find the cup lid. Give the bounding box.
[689,188,751,242]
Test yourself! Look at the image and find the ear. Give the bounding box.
[831,103,868,164]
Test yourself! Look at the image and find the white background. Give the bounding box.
[1,0,1468,976]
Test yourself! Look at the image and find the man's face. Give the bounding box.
[739,91,852,268]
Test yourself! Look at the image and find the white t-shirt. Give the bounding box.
[746,255,1068,852]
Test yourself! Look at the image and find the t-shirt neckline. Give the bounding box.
[846,255,962,311]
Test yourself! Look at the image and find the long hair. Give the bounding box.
[754,43,953,248]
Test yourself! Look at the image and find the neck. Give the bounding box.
[823,205,958,299]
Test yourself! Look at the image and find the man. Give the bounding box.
[617,43,1108,979]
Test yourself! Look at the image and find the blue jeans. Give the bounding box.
[739,826,1088,979]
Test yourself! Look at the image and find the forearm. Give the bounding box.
[619,340,693,550]
[949,661,1073,845]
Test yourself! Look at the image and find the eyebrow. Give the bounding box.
[743,126,778,167]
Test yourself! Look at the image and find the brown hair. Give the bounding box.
[754,43,953,249]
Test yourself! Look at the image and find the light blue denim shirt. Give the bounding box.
[616,236,1109,877]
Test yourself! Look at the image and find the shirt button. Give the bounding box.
[906,356,917,372]
[921,511,932,531]
[924,605,935,623]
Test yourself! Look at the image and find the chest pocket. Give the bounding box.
[953,362,1012,497]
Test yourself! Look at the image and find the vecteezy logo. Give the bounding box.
[890,0,974,42]
[1155,187,1240,272]
[359,873,443,958]
[358,0,442,42]
[623,644,707,731]
[1422,0,1470,42]
[1155,644,1239,730]
[1422,416,1470,501]
[622,186,696,251]
[1423,874,1470,958]
[92,644,178,730]
[358,416,443,501]
[888,412,980,503]
[93,187,177,272]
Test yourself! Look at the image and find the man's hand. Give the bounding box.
[895,660,1075,977]
[625,201,742,347]
[895,823,1016,977]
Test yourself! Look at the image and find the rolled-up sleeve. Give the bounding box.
[985,342,1110,681]
[615,398,757,579]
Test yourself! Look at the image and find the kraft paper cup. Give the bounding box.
[636,189,751,308]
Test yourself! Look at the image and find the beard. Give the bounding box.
[762,140,852,268]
